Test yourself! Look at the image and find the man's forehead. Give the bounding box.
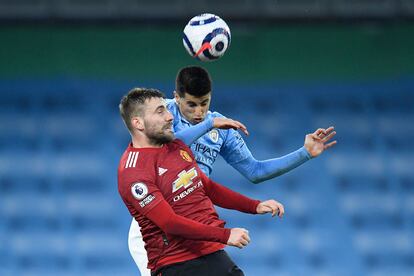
[183,93,211,102]
[146,97,165,104]
[145,97,166,110]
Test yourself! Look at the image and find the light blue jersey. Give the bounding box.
[167,99,250,176]
[167,99,312,183]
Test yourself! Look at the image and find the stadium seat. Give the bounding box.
[1,79,413,275]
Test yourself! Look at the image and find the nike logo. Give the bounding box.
[195,42,212,57]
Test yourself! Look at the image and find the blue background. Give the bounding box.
[1,21,414,276]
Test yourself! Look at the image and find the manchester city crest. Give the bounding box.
[209,129,219,143]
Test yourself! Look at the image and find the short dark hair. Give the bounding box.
[119,87,165,132]
[175,66,212,97]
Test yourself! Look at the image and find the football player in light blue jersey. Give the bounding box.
[128,66,337,276]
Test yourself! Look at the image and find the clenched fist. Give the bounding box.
[227,228,250,249]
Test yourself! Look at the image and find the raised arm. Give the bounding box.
[175,117,249,146]
[223,127,337,184]
[232,147,312,184]
[174,118,213,146]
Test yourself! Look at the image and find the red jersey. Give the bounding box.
[118,139,260,272]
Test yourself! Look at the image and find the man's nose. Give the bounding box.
[166,112,173,121]
[195,106,204,116]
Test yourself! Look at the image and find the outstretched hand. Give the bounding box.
[256,200,284,218]
[212,118,249,135]
[304,126,337,158]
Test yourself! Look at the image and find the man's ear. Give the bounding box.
[174,91,180,103]
[131,116,145,131]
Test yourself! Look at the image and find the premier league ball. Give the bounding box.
[182,13,231,62]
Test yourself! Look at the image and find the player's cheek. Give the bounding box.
[184,105,193,114]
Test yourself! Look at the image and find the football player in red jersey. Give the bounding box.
[118,88,285,276]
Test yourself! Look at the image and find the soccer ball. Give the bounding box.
[182,13,231,62]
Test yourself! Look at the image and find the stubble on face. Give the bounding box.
[144,119,174,145]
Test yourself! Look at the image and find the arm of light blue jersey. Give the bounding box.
[174,118,214,146]
[220,128,312,184]
[231,147,312,184]
[175,117,249,146]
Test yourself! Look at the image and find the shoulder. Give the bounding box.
[118,150,157,181]
[168,139,194,157]
[165,98,175,105]
[118,151,157,195]
[166,98,182,121]
[166,98,177,112]
[170,139,188,149]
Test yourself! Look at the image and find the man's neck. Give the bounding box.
[131,136,163,149]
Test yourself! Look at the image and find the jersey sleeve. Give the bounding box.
[119,176,163,216]
[199,169,260,214]
[230,146,311,184]
[119,161,231,244]
[145,199,231,244]
[174,118,214,146]
[220,127,252,165]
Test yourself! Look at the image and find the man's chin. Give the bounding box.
[161,133,175,143]
[148,133,174,145]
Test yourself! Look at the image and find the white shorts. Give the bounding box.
[128,219,151,276]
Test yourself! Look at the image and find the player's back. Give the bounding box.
[118,139,226,271]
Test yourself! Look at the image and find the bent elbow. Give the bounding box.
[156,217,173,233]
[246,170,284,184]
[251,178,265,184]
[245,172,262,184]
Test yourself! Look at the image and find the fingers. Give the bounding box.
[313,128,326,137]
[276,202,285,218]
[234,120,249,135]
[262,205,274,215]
[233,228,250,249]
[321,126,337,150]
[270,202,284,218]
[271,206,278,217]
[322,128,336,142]
[324,140,337,150]
[259,201,285,218]
[322,132,336,143]
[325,126,335,134]
[214,118,249,135]
[243,231,251,243]
[240,233,250,246]
[312,133,322,141]
[261,203,277,217]
[314,126,335,136]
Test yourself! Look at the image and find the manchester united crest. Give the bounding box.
[180,150,192,162]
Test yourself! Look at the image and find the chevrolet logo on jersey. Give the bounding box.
[172,168,198,192]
